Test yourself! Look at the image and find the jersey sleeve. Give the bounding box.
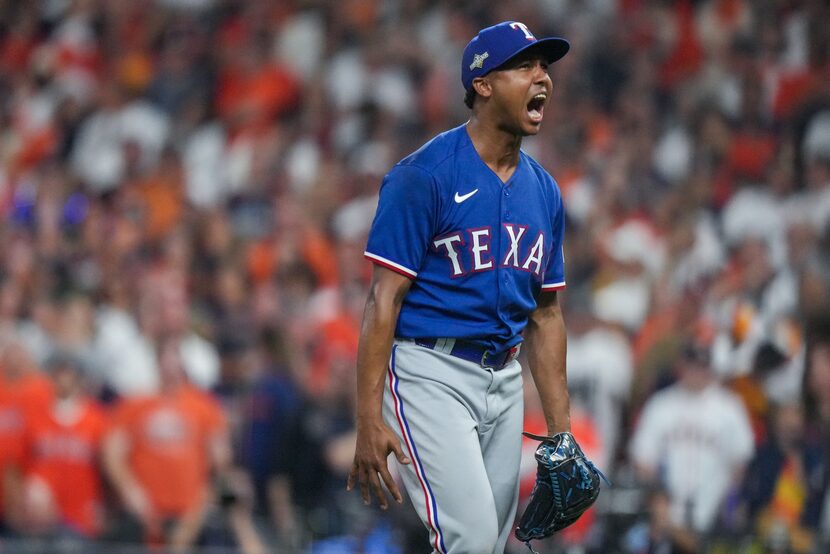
[542,187,566,291]
[364,164,437,278]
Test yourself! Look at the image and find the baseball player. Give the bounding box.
[347,21,582,553]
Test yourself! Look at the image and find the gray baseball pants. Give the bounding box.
[382,339,524,554]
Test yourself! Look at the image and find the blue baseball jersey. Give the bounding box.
[365,124,566,353]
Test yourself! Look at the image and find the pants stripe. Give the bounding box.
[387,345,447,554]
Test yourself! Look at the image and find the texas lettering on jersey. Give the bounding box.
[432,225,545,277]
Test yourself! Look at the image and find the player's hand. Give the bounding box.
[347,418,410,509]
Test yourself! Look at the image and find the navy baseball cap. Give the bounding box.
[462,21,570,91]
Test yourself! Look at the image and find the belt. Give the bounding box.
[413,338,521,370]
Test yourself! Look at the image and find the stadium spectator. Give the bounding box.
[214,328,303,548]
[741,401,826,553]
[102,338,229,549]
[802,317,830,544]
[19,352,105,539]
[629,343,754,535]
[0,333,52,533]
[622,485,699,554]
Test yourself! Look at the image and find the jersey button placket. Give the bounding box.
[495,182,506,317]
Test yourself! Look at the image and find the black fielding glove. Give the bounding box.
[515,432,609,549]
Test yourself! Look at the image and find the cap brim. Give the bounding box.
[505,37,570,67]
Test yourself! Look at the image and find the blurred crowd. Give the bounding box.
[1,0,830,552]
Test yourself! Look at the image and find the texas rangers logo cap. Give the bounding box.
[461,21,570,91]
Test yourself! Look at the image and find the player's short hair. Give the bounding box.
[464,88,477,109]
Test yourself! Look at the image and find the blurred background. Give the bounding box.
[1,0,829,552]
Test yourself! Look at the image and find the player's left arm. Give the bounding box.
[524,289,570,435]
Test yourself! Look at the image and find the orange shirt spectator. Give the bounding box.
[108,386,227,519]
[132,175,185,243]
[0,370,52,522]
[307,314,360,396]
[246,226,340,288]
[216,62,299,127]
[22,399,106,537]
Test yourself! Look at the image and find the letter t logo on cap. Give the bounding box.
[509,22,535,40]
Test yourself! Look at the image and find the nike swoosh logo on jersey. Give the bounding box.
[454,189,479,203]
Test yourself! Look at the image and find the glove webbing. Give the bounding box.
[522,432,612,486]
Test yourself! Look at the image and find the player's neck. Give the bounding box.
[466,117,522,180]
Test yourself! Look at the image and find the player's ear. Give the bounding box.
[472,77,492,100]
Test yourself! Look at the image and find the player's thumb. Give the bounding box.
[392,442,411,465]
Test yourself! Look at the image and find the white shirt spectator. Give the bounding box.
[325,48,367,113]
[671,211,726,292]
[604,218,667,278]
[803,110,830,161]
[178,333,220,390]
[721,187,787,266]
[92,306,219,394]
[285,137,322,195]
[182,122,229,209]
[592,277,651,332]
[91,307,159,396]
[653,124,693,186]
[332,194,379,243]
[710,265,799,378]
[71,100,170,191]
[630,382,754,532]
[274,11,325,83]
[785,181,830,235]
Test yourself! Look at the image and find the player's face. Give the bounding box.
[487,51,553,135]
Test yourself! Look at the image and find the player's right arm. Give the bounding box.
[350,164,436,508]
[347,264,413,509]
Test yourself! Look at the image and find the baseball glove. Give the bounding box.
[515,431,608,548]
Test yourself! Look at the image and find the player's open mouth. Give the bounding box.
[527,93,547,123]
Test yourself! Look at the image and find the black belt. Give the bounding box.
[413,338,521,370]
